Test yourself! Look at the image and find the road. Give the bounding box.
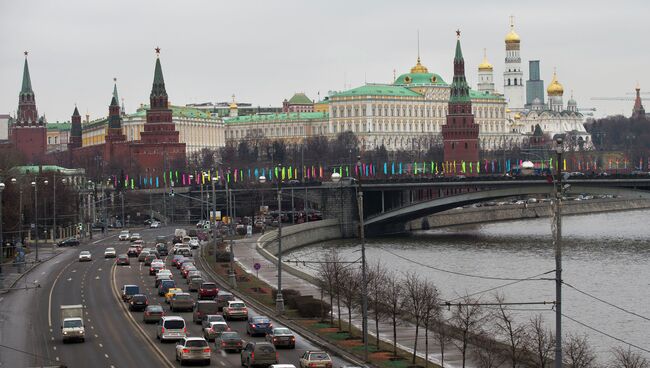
[0,226,354,367]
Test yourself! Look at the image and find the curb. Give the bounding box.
[1,251,64,294]
[197,249,374,368]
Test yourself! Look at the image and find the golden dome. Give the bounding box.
[505,108,512,113]
[547,71,564,96]
[478,49,493,71]
[505,28,520,43]
[514,113,521,120]
[410,57,429,74]
[229,102,237,109]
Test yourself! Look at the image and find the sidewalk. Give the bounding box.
[232,235,477,368]
[0,246,63,293]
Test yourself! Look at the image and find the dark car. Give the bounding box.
[246,315,273,336]
[266,327,295,349]
[129,294,149,311]
[198,282,219,300]
[156,243,168,256]
[121,284,140,302]
[216,291,236,311]
[215,331,243,352]
[144,254,158,266]
[143,304,165,323]
[127,247,139,257]
[193,300,219,324]
[116,254,130,265]
[57,237,80,247]
[158,279,176,296]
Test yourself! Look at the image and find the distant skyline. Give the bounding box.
[1,0,648,123]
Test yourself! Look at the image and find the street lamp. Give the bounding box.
[553,137,564,368]
[275,164,285,314]
[355,156,369,362]
[10,178,23,243]
[210,176,217,239]
[0,182,5,273]
[31,180,39,262]
[331,172,343,235]
[43,180,49,241]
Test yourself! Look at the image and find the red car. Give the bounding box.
[198,282,219,299]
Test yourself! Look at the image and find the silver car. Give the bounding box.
[175,337,210,365]
[157,316,186,342]
[170,292,194,312]
[78,251,92,262]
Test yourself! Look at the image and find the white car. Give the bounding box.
[104,247,116,258]
[150,221,161,228]
[78,251,92,262]
[130,233,142,242]
[188,238,199,249]
[175,337,210,365]
[118,230,130,241]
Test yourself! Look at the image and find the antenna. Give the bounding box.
[417,29,420,60]
[510,15,515,29]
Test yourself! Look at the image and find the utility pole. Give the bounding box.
[356,156,369,362]
[276,164,285,314]
[120,192,125,229]
[554,137,564,368]
[53,172,57,243]
[0,182,5,273]
[31,180,39,262]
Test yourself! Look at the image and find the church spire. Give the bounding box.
[450,30,470,103]
[633,83,646,119]
[21,51,34,95]
[150,47,168,108]
[112,77,119,105]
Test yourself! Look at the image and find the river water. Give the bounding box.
[288,209,650,359]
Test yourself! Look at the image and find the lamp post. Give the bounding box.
[43,179,49,241]
[11,178,23,243]
[189,175,195,223]
[0,182,5,273]
[31,180,39,262]
[553,137,564,368]
[120,191,125,229]
[275,164,285,314]
[331,172,342,235]
[210,176,217,240]
[355,156,369,362]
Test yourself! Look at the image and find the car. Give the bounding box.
[158,279,176,296]
[240,342,278,367]
[78,251,92,262]
[193,300,219,324]
[216,291,236,311]
[198,282,219,300]
[138,250,151,262]
[181,265,197,278]
[143,304,165,323]
[188,237,199,249]
[121,284,140,301]
[266,327,295,348]
[116,254,130,265]
[188,277,204,292]
[170,292,195,312]
[57,237,80,247]
[177,257,194,269]
[157,316,186,342]
[269,365,297,368]
[171,255,185,267]
[155,275,172,288]
[150,221,161,228]
[223,301,248,321]
[246,315,273,336]
[156,243,168,256]
[129,233,142,242]
[215,330,243,353]
[157,269,173,279]
[203,321,229,341]
[149,262,165,275]
[175,337,211,366]
[144,219,153,226]
[201,314,226,331]
[118,230,130,241]
[128,294,149,311]
[299,351,333,368]
[165,287,183,303]
[176,247,192,257]
[186,270,202,282]
[127,247,139,257]
[144,254,158,266]
[104,247,116,258]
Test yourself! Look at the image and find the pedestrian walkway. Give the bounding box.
[0,247,62,293]
[232,235,480,368]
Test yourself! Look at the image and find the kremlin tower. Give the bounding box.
[503,17,524,110]
[68,106,82,150]
[442,31,479,175]
[632,84,646,119]
[11,52,47,163]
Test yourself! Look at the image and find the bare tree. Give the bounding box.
[338,267,360,334]
[383,269,406,357]
[451,295,487,368]
[404,272,428,364]
[563,333,597,368]
[434,314,453,368]
[317,249,341,326]
[610,346,649,368]
[525,314,555,368]
[367,261,387,350]
[473,332,506,368]
[422,281,441,368]
[493,292,527,368]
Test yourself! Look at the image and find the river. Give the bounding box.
[287,209,650,360]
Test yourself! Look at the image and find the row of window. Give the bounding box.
[332,104,506,119]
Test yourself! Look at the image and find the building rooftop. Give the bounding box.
[287,93,313,105]
[224,111,328,124]
[48,122,71,131]
[83,104,221,129]
[331,84,422,98]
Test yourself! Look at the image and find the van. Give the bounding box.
[193,300,219,324]
[156,316,186,342]
[240,342,278,367]
[121,284,140,301]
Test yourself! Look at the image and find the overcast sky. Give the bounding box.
[1,0,648,122]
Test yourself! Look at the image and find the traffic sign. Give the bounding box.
[253,262,261,270]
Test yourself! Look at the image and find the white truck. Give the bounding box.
[61,304,85,343]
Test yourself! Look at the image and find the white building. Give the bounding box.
[503,18,525,110]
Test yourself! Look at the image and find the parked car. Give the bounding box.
[299,351,333,368]
[170,292,195,312]
[57,237,80,247]
[116,254,130,265]
[215,331,243,352]
[223,301,248,321]
[121,284,140,301]
[240,342,278,367]
[246,315,273,336]
[198,282,219,300]
[143,304,165,323]
[203,321,229,341]
[175,337,210,366]
[157,316,186,342]
[78,251,92,262]
[216,291,236,311]
[104,247,116,258]
[128,294,149,311]
[193,300,219,324]
[266,327,296,349]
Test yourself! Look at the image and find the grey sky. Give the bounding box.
[1,0,647,122]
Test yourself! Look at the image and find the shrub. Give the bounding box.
[215,251,231,262]
[297,298,330,318]
[271,289,301,306]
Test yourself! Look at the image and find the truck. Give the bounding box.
[173,228,187,244]
[61,304,85,343]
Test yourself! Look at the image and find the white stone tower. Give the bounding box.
[477,49,495,94]
[547,70,564,112]
[503,16,524,110]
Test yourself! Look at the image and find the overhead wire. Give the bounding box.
[0,342,63,366]
[445,269,556,303]
[563,281,650,323]
[562,313,650,354]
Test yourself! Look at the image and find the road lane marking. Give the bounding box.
[48,258,77,327]
[55,357,59,361]
[52,346,56,351]
[94,334,98,338]
[99,343,103,348]
[104,353,109,358]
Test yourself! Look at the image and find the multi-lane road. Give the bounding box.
[0,226,353,368]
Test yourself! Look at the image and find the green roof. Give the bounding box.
[469,90,503,100]
[332,84,421,98]
[224,111,328,124]
[394,72,447,86]
[48,122,71,131]
[21,58,34,95]
[83,104,220,130]
[287,93,313,105]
